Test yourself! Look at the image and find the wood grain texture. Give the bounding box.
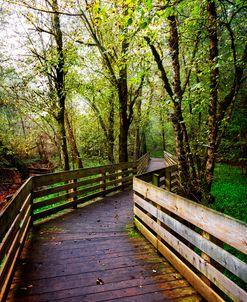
[0,178,32,241]
[133,177,247,254]
[134,218,224,302]
[134,194,247,282]
[32,162,135,188]
[7,189,202,302]
[134,206,247,302]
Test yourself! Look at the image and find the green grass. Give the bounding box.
[211,164,247,223]
[150,149,164,158]
[211,164,247,296]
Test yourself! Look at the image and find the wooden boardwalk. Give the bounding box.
[146,157,166,172]
[7,161,202,302]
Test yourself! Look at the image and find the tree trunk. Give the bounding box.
[57,109,69,170]
[141,131,147,155]
[204,0,219,194]
[118,60,129,163]
[51,0,69,171]
[168,15,197,197]
[159,111,166,151]
[119,125,128,162]
[107,94,115,163]
[65,112,83,169]
[134,98,142,161]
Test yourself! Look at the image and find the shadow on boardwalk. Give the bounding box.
[7,166,202,302]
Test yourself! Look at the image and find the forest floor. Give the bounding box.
[0,184,21,210]
[0,161,54,210]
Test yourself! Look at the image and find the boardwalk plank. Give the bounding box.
[7,190,202,302]
[9,273,188,301]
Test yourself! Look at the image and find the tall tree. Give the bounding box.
[50,0,70,170]
[12,0,78,170]
[77,0,146,162]
[144,0,246,202]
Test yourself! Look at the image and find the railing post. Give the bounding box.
[118,168,123,187]
[30,177,34,226]
[201,231,224,289]
[152,173,160,187]
[201,231,211,286]
[100,170,106,196]
[73,179,77,209]
[68,179,77,209]
[165,168,171,191]
[152,173,161,247]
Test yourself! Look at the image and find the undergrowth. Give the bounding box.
[211,163,247,297]
[211,163,247,223]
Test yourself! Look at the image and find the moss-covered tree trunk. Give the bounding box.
[51,0,69,171]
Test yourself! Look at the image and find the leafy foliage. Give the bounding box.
[0,0,245,188]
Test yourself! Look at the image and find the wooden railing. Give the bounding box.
[133,167,247,302]
[0,161,137,302]
[163,150,177,166]
[136,152,150,175]
[32,162,136,221]
[0,178,32,302]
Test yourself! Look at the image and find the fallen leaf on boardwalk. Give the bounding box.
[96,278,104,285]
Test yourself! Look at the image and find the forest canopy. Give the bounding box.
[0,0,246,203]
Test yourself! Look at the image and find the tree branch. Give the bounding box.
[128,73,145,124]
[10,0,82,16]
[78,7,118,87]
[181,30,201,95]
[145,36,174,99]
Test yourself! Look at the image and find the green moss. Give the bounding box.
[125,224,140,238]
[43,227,64,232]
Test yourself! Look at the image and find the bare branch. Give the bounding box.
[9,0,82,16]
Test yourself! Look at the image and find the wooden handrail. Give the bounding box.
[0,161,137,302]
[4,155,246,302]
[0,178,33,302]
[136,152,150,174]
[32,162,136,221]
[133,167,247,302]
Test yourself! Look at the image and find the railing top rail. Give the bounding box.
[134,176,247,254]
[32,161,136,188]
[0,177,33,241]
[163,151,177,166]
[133,167,247,302]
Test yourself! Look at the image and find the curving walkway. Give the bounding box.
[7,160,202,302]
[146,158,166,172]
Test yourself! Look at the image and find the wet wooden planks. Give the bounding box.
[146,158,166,172]
[7,190,202,302]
